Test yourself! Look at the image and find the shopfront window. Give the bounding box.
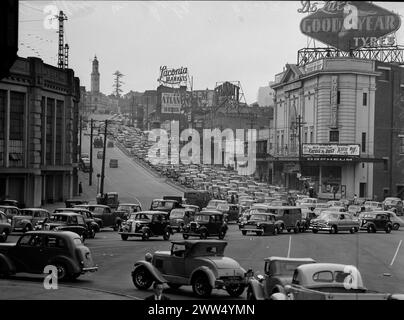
[321,166,341,195]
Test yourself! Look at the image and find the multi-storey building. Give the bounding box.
[0,56,80,206]
[270,57,404,200]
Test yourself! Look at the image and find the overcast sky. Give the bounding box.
[19,1,404,103]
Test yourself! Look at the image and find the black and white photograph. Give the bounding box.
[1,0,404,306]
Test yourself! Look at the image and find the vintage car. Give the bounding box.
[240,212,279,236]
[272,263,398,300]
[118,211,172,241]
[0,205,21,221]
[0,211,11,242]
[385,211,404,230]
[65,199,89,208]
[131,240,249,298]
[53,208,101,238]
[169,208,196,233]
[310,211,360,234]
[0,231,98,281]
[182,211,228,240]
[115,203,142,220]
[109,159,118,168]
[0,199,20,208]
[247,256,316,300]
[359,211,393,233]
[265,206,303,233]
[74,204,125,230]
[41,212,90,240]
[150,199,182,215]
[300,208,317,232]
[96,192,120,210]
[383,197,404,216]
[11,208,51,233]
[227,204,241,223]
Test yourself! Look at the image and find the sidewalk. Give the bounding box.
[0,280,135,300]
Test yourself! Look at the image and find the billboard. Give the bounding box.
[299,1,401,52]
[158,66,188,86]
[161,92,181,114]
[302,144,360,157]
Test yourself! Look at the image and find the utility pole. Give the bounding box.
[131,95,135,127]
[100,119,108,195]
[79,116,82,157]
[89,119,94,186]
[297,115,302,159]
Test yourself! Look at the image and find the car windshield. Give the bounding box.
[49,215,68,222]
[194,215,210,222]
[170,210,184,218]
[250,214,267,221]
[317,212,339,220]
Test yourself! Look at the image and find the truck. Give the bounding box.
[250,262,402,300]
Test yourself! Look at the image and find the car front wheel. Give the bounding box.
[393,223,400,230]
[132,266,153,290]
[192,274,212,298]
[54,263,68,281]
[241,230,247,236]
[199,230,208,240]
[142,231,150,241]
[226,284,245,297]
[386,225,392,233]
[121,234,128,241]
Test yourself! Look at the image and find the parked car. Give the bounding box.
[0,199,20,208]
[384,211,404,230]
[273,263,398,300]
[0,231,98,280]
[359,211,393,233]
[240,213,279,236]
[182,211,228,240]
[12,208,51,233]
[0,205,21,221]
[169,208,196,233]
[65,199,89,208]
[42,212,91,240]
[383,197,404,216]
[74,204,125,230]
[310,211,360,234]
[149,199,182,215]
[246,256,316,300]
[0,211,11,242]
[131,240,249,298]
[118,211,172,241]
[53,208,100,238]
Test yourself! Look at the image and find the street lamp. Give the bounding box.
[96,173,101,194]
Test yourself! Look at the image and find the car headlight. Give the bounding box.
[7,219,11,224]
[54,227,59,231]
[257,223,261,228]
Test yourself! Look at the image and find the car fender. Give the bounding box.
[0,253,16,275]
[48,255,79,274]
[248,278,265,300]
[133,261,166,283]
[141,226,151,234]
[19,219,31,227]
[90,221,100,232]
[190,266,216,287]
[275,220,284,229]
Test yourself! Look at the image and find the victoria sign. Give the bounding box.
[300,1,401,52]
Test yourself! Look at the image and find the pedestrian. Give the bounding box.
[354,194,358,205]
[78,181,83,195]
[145,281,170,300]
[231,194,235,204]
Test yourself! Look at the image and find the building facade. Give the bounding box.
[0,56,80,207]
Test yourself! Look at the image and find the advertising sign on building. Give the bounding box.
[330,76,338,128]
[158,66,188,86]
[299,1,401,52]
[302,144,360,157]
[161,92,181,114]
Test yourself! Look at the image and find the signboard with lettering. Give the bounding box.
[161,92,181,114]
[158,66,188,86]
[330,76,338,128]
[302,144,360,157]
[299,1,401,52]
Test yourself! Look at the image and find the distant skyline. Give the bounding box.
[18,1,404,103]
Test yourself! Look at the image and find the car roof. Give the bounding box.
[51,212,82,217]
[119,203,141,206]
[138,211,168,215]
[21,208,49,211]
[75,204,109,208]
[25,230,82,239]
[171,240,227,246]
[55,208,92,213]
[264,256,316,263]
[197,211,223,215]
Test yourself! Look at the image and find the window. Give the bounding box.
[46,98,55,165]
[9,92,24,140]
[310,130,314,143]
[362,133,366,152]
[313,271,334,282]
[360,183,366,198]
[363,92,368,106]
[329,130,339,142]
[337,91,341,104]
[383,158,389,171]
[400,137,404,154]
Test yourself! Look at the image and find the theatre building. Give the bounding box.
[0,57,80,207]
[271,57,404,200]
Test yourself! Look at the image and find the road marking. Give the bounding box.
[287,235,292,258]
[390,240,402,266]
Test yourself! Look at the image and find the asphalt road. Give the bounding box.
[3,115,404,299]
